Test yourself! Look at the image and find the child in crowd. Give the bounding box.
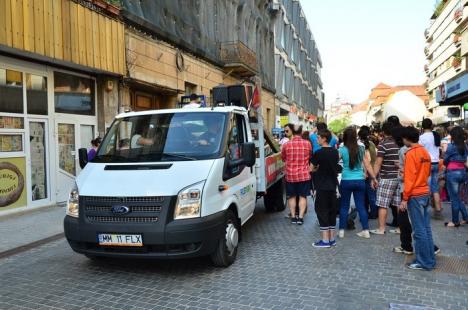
[310,129,340,248]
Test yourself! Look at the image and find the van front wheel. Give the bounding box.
[210,210,239,267]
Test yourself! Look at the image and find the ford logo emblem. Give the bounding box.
[111,205,130,215]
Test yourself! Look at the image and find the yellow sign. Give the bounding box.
[0,157,27,210]
[280,116,289,127]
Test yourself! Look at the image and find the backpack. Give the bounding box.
[432,131,441,147]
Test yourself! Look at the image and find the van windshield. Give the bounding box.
[94,112,227,163]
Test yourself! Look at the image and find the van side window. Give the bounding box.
[224,113,247,179]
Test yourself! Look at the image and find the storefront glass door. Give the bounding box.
[28,120,49,204]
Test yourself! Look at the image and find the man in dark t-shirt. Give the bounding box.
[310,129,340,248]
[371,121,400,235]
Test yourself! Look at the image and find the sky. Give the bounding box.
[301,0,435,106]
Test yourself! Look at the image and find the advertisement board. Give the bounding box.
[0,157,27,210]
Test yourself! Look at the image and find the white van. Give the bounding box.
[64,101,285,266]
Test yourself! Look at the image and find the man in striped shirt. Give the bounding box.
[371,122,401,235]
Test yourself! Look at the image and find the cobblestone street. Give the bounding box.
[1,202,467,310]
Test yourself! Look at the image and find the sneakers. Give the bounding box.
[291,217,298,224]
[297,218,304,225]
[338,229,345,238]
[370,229,386,235]
[393,246,413,255]
[434,247,441,255]
[312,240,331,248]
[329,240,337,247]
[356,230,370,239]
[389,228,400,234]
[406,262,424,270]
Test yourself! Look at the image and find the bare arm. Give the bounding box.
[373,156,383,177]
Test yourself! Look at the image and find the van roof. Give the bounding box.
[116,106,247,119]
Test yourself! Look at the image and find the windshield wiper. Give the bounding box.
[93,154,133,162]
[162,152,197,161]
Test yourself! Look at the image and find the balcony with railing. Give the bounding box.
[220,41,258,77]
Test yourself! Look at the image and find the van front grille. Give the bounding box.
[87,216,159,223]
[84,206,162,213]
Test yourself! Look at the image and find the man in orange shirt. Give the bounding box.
[399,127,436,271]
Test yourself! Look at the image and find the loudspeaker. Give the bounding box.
[448,107,461,118]
[228,85,253,108]
[212,85,229,105]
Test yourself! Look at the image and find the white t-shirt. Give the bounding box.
[419,132,439,163]
[183,102,201,108]
[131,134,142,149]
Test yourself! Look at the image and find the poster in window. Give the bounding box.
[0,134,23,152]
[0,157,27,209]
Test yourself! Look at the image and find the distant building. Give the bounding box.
[425,0,467,125]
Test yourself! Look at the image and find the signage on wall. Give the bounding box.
[0,157,26,209]
[180,95,207,107]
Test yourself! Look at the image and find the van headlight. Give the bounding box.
[174,181,205,220]
[66,182,79,218]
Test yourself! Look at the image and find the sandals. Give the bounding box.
[444,222,460,228]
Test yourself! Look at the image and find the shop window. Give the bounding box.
[185,82,197,95]
[0,134,23,152]
[54,72,95,115]
[0,69,23,114]
[27,74,48,115]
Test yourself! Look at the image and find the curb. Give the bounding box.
[0,233,65,260]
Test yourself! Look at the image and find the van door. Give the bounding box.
[223,113,256,223]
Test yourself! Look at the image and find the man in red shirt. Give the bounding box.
[281,124,312,225]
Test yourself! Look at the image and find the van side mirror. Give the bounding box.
[242,142,256,167]
[78,148,88,169]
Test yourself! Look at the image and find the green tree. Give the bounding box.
[328,117,351,135]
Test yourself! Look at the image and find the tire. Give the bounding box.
[210,210,239,267]
[264,178,287,212]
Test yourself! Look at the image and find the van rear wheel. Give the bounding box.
[210,210,239,267]
[264,178,286,212]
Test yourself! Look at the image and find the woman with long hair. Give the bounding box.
[358,126,378,219]
[443,126,468,227]
[338,127,378,238]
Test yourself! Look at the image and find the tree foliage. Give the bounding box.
[328,117,351,134]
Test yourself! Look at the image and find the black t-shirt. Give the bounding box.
[311,147,339,191]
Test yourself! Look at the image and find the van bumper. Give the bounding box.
[64,211,225,259]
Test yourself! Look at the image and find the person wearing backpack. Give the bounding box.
[419,118,443,220]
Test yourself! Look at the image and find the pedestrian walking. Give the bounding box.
[393,128,441,257]
[443,126,468,227]
[338,127,378,239]
[371,122,400,235]
[310,129,340,248]
[87,137,101,161]
[281,124,312,225]
[399,126,435,271]
[419,118,444,219]
[359,126,378,219]
[310,122,338,153]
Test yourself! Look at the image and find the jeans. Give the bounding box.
[446,169,468,224]
[366,179,378,218]
[407,195,436,270]
[339,180,368,230]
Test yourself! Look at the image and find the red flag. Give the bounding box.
[252,86,261,109]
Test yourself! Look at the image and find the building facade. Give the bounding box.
[272,0,324,129]
[0,0,324,213]
[426,0,468,125]
[0,0,125,213]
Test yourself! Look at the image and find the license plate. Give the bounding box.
[98,234,143,247]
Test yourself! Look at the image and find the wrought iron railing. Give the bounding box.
[220,41,258,74]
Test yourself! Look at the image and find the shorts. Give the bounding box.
[376,178,400,208]
[429,163,440,194]
[286,181,311,198]
[315,190,337,230]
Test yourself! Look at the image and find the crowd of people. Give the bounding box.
[280,116,468,271]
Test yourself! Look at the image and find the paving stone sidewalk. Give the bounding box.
[0,200,467,309]
[0,205,65,253]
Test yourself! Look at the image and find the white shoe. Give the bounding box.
[356,230,370,239]
[338,230,345,238]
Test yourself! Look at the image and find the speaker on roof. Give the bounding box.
[228,85,253,108]
[448,107,461,118]
[212,85,229,106]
